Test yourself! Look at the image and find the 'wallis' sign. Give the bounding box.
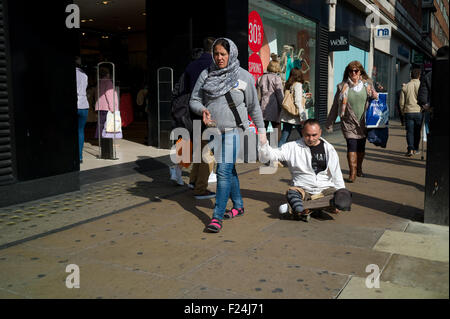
[328,31,349,52]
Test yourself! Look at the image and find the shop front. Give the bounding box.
[248,0,318,119]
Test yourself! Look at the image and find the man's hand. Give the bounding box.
[258,132,267,146]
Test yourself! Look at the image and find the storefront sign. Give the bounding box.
[248,10,264,53]
[328,31,349,51]
[248,53,263,83]
[411,49,424,64]
[375,25,391,39]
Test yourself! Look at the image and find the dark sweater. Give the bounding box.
[184,53,213,93]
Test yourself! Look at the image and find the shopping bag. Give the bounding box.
[105,111,122,133]
[176,138,192,168]
[366,93,389,128]
[281,89,299,116]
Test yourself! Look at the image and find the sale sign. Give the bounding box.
[248,53,263,83]
[248,10,264,53]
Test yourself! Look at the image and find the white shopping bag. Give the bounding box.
[105,111,122,133]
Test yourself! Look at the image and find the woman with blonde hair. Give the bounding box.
[326,61,378,183]
[256,60,284,141]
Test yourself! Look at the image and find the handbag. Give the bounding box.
[281,87,299,116]
[105,111,122,133]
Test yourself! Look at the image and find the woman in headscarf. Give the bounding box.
[190,38,266,233]
[325,61,378,183]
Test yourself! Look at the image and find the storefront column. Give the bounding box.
[327,1,336,113]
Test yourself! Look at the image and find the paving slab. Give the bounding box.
[381,254,449,296]
[180,253,349,299]
[262,219,385,249]
[373,230,449,262]
[405,221,449,237]
[338,276,447,299]
[246,236,391,277]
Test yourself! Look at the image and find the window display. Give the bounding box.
[249,0,317,119]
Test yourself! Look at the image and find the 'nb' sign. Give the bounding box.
[375,25,391,39]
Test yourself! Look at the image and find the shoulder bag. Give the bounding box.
[281,85,299,116]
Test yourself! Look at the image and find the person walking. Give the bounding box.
[326,61,378,183]
[256,60,284,142]
[94,66,119,156]
[75,56,89,163]
[184,37,217,199]
[278,67,308,147]
[399,68,422,157]
[190,38,266,233]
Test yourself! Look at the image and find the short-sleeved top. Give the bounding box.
[308,140,327,175]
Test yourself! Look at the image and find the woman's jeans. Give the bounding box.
[77,109,89,161]
[278,122,303,147]
[212,129,243,220]
[405,112,423,152]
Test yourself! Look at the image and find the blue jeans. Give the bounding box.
[278,122,303,147]
[78,109,89,161]
[404,112,423,152]
[212,129,243,220]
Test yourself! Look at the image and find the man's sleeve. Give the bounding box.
[399,89,405,113]
[328,146,345,189]
[259,142,287,163]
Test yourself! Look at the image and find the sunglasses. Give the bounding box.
[350,69,360,74]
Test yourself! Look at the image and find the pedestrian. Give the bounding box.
[259,119,351,218]
[399,68,422,157]
[190,37,266,233]
[278,67,308,147]
[94,66,119,158]
[395,88,404,126]
[184,36,217,199]
[325,60,378,183]
[256,60,284,142]
[75,56,89,163]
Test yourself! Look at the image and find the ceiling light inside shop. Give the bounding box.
[127,26,132,30]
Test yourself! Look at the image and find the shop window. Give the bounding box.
[373,49,392,95]
[249,0,317,119]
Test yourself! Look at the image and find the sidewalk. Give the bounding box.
[0,120,448,299]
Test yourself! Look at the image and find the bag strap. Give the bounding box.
[225,91,244,129]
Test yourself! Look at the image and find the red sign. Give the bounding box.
[248,10,264,53]
[248,53,263,83]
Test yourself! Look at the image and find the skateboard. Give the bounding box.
[298,209,312,222]
[288,194,336,223]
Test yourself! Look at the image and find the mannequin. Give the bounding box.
[295,48,310,74]
[280,45,294,81]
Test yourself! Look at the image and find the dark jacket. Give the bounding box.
[418,71,432,107]
[184,53,213,93]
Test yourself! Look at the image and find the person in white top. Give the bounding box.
[259,119,351,217]
[76,56,89,163]
[278,67,308,147]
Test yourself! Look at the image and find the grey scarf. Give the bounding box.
[202,38,240,98]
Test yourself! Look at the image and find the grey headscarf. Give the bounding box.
[202,38,240,98]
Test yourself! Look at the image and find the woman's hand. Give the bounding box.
[202,109,215,127]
